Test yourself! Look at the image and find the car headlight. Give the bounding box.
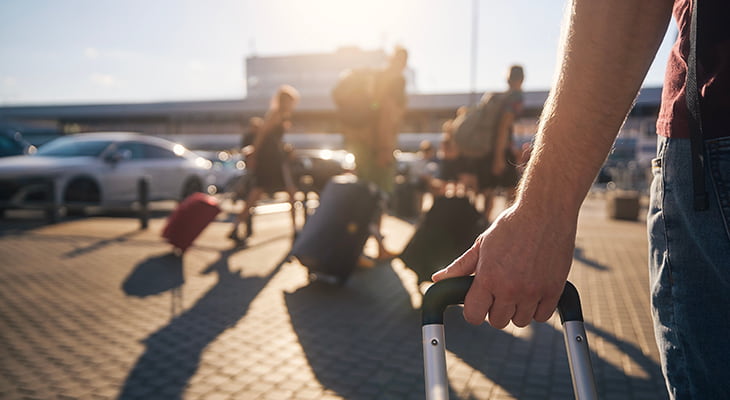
[195,157,213,169]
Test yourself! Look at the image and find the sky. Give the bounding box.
[0,0,677,106]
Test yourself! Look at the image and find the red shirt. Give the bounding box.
[657,0,730,139]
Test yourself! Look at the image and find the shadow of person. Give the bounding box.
[118,247,285,399]
[441,306,668,399]
[285,262,432,399]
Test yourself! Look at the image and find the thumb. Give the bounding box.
[431,242,480,282]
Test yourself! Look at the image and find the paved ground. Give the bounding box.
[0,193,669,400]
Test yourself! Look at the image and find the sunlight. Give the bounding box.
[272,0,411,48]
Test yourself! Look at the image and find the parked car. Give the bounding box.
[0,130,36,157]
[0,132,216,218]
[194,150,246,194]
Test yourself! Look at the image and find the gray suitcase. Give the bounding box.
[421,277,598,400]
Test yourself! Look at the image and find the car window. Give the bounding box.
[116,142,145,160]
[36,138,112,157]
[0,135,22,156]
[141,143,178,159]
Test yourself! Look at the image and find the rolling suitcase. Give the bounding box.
[422,276,598,400]
[400,196,486,283]
[391,178,421,219]
[290,174,380,284]
[162,192,221,253]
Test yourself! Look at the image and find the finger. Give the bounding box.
[486,299,515,329]
[462,282,493,325]
[534,294,561,322]
[511,302,538,328]
[431,243,480,282]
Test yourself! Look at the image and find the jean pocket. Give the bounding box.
[707,137,730,240]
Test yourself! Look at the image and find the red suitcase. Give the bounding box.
[162,193,221,253]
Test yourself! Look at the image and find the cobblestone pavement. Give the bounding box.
[0,195,668,399]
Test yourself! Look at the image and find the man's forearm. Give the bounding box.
[518,0,673,215]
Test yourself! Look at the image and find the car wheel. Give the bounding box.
[63,178,100,215]
[180,177,203,200]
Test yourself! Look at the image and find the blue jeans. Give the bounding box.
[648,136,730,400]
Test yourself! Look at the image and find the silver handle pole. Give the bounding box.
[423,324,449,400]
[563,321,598,400]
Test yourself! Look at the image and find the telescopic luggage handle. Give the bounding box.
[422,276,598,400]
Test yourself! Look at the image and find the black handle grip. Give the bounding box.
[421,276,584,325]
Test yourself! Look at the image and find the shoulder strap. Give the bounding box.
[686,0,708,211]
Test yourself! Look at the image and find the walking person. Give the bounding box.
[432,1,730,399]
[340,46,409,262]
[477,65,524,222]
[232,117,263,205]
[228,85,300,244]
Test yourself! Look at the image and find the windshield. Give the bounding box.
[36,138,113,157]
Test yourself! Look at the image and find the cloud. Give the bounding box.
[2,77,17,87]
[90,73,121,88]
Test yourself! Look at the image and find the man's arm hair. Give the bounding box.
[518,0,674,216]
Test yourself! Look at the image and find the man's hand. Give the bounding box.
[431,203,576,328]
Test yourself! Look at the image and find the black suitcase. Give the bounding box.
[391,178,421,219]
[400,196,487,283]
[422,277,598,400]
[290,174,380,284]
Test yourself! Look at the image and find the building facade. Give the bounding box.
[0,48,661,154]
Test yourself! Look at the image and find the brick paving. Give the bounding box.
[0,194,668,399]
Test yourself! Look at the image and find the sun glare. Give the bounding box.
[275,0,406,47]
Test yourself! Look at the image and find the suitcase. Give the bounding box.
[422,276,598,400]
[400,196,486,283]
[290,174,380,285]
[391,177,421,219]
[162,192,221,253]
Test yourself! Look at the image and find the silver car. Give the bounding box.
[0,132,216,217]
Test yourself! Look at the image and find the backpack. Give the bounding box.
[452,92,508,158]
[331,68,377,128]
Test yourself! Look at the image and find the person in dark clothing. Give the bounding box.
[477,65,524,221]
[240,116,262,150]
[228,85,300,243]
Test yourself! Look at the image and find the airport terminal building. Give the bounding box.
[0,47,661,158]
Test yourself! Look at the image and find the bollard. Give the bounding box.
[138,178,149,229]
[606,189,640,221]
[44,179,59,224]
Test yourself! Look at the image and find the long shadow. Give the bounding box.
[284,263,430,399]
[286,265,667,399]
[442,307,668,399]
[64,230,146,258]
[122,252,184,298]
[573,247,611,271]
[118,246,285,399]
